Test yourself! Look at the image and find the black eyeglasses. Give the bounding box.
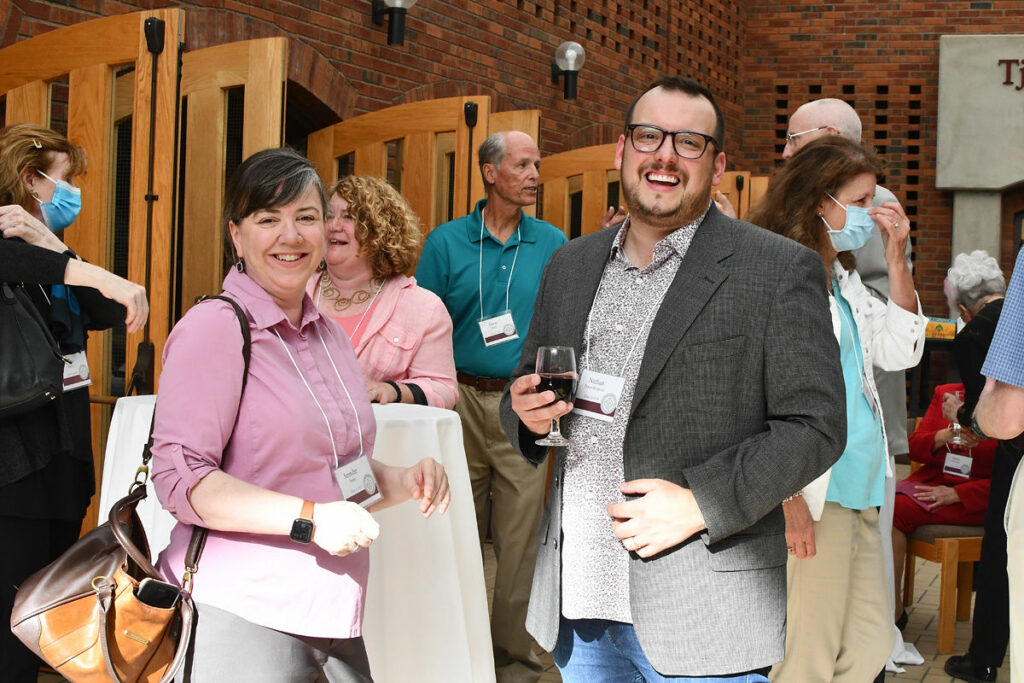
[626,124,718,159]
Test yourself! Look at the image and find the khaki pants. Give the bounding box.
[1006,457,1024,683]
[455,383,546,683]
[771,503,892,683]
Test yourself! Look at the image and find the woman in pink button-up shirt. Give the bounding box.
[151,149,449,681]
[307,175,457,409]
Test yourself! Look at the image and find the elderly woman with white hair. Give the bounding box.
[943,250,1007,427]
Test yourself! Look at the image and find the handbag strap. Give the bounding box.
[178,295,251,586]
[98,294,252,683]
[94,578,196,683]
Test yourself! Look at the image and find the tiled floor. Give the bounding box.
[38,519,1013,683]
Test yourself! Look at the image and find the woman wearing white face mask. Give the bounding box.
[0,123,149,682]
[750,136,927,682]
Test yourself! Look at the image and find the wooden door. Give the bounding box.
[178,38,287,315]
[0,9,183,529]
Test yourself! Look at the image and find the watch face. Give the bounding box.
[290,518,314,544]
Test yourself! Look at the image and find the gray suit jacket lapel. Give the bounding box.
[562,228,618,352]
[631,212,734,412]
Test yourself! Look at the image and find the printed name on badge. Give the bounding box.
[572,369,625,423]
[942,451,973,479]
[62,350,92,392]
[335,455,383,508]
[479,311,519,347]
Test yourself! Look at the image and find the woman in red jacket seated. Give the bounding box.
[892,382,997,626]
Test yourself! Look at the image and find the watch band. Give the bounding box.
[970,414,990,441]
[300,499,314,521]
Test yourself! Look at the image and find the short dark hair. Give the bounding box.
[223,147,327,229]
[623,76,725,151]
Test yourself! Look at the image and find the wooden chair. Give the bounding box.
[901,457,985,653]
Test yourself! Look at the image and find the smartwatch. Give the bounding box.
[289,500,315,544]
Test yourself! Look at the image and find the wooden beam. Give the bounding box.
[3,80,49,125]
[242,37,286,158]
[181,86,228,316]
[68,62,115,531]
[403,130,435,242]
[0,13,143,93]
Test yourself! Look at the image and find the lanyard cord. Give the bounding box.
[273,326,364,468]
[478,210,521,319]
[582,266,662,376]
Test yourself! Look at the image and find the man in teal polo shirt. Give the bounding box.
[417,130,567,682]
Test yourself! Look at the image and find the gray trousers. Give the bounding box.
[178,603,373,683]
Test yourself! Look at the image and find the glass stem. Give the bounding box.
[549,418,562,438]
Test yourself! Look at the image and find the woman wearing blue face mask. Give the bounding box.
[750,136,927,682]
[0,123,149,683]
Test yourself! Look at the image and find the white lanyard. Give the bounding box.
[582,266,661,376]
[478,210,521,319]
[273,326,364,468]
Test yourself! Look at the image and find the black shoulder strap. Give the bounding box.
[195,295,252,394]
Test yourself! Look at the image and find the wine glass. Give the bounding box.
[949,390,967,448]
[534,346,577,447]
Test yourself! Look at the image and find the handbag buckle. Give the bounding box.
[130,465,150,493]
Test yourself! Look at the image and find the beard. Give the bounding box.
[621,162,713,230]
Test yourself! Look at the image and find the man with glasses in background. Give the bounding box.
[501,75,845,681]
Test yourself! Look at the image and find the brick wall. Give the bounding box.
[742,0,1024,314]
[4,0,1024,312]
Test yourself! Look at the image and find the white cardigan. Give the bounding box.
[801,262,927,520]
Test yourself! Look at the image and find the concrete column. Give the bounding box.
[952,191,1002,260]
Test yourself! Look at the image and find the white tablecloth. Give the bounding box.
[98,397,494,683]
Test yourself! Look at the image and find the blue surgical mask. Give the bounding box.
[36,170,82,232]
[821,193,874,252]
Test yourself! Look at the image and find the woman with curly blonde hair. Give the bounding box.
[308,175,457,408]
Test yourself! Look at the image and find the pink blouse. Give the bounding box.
[311,274,458,409]
[151,269,377,638]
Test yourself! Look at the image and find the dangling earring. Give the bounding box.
[234,258,245,273]
[318,258,327,271]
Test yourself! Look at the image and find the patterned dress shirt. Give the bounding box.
[560,206,708,623]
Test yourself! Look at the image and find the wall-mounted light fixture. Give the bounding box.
[371,0,418,46]
[551,41,586,99]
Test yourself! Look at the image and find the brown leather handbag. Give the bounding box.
[10,295,250,682]
[9,484,205,683]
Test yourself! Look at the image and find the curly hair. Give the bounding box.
[946,250,1005,312]
[329,176,422,279]
[749,136,882,273]
[0,124,86,208]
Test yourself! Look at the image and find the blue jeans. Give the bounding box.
[552,617,772,683]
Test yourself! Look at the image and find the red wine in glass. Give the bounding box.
[535,346,576,447]
[537,373,577,403]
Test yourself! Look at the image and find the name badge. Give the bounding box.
[334,455,383,508]
[62,350,91,392]
[943,450,973,479]
[478,311,519,347]
[571,369,625,422]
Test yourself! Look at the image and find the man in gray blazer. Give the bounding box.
[500,76,846,680]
